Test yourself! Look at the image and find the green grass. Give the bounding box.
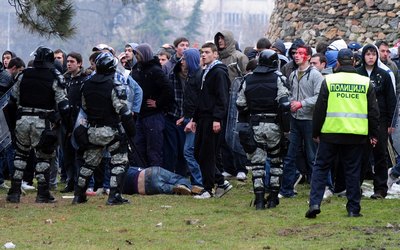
[1,180,400,250]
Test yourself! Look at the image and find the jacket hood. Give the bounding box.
[328,39,347,51]
[361,44,379,67]
[183,48,200,76]
[134,43,154,63]
[288,38,305,60]
[214,30,236,59]
[272,39,286,55]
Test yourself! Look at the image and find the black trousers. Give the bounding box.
[194,118,224,192]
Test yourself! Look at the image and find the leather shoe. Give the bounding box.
[305,205,321,219]
[370,192,385,199]
[348,212,363,217]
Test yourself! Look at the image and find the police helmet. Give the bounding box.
[31,46,55,68]
[95,52,118,74]
[253,49,279,73]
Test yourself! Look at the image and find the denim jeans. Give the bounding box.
[163,115,186,176]
[144,166,192,194]
[0,145,14,184]
[280,118,316,197]
[184,131,203,187]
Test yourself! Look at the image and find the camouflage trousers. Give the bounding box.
[13,115,56,184]
[247,122,283,194]
[77,126,128,190]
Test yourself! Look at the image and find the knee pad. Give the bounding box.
[251,165,265,191]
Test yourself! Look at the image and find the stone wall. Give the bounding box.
[267,0,400,46]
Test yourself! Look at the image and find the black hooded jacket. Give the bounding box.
[356,44,396,126]
[131,57,173,117]
[193,63,229,123]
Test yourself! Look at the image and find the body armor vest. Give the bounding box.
[82,74,119,127]
[244,73,279,114]
[19,68,55,110]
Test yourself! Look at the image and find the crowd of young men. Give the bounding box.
[0,33,399,217]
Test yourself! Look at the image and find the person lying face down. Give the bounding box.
[122,166,192,195]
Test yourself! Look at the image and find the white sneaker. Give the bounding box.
[193,190,213,199]
[323,187,334,200]
[0,182,10,189]
[215,180,233,198]
[236,172,247,181]
[222,171,234,179]
[387,168,399,190]
[86,188,96,196]
[21,181,35,190]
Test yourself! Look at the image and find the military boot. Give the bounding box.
[36,183,57,203]
[6,180,22,203]
[71,185,88,205]
[254,191,266,210]
[106,188,130,205]
[266,192,280,209]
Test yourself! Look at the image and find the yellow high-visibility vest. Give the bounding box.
[321,72,370,135]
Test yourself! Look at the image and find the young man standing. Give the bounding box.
[191,42,232,199]
[280,45,324,198]
[163,37,189,75]
[357,44,396,199]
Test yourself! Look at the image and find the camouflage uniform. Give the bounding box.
[237,51,290,209]
[73,53,135,205]
[7,61,69,203]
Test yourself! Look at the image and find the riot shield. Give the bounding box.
[225,76,247,156]
[391,95,400,160]
[0,90,12,152]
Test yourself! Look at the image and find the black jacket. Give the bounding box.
[183,68,202,119]
[131,57,173,118]
[356,44,396,126]
[194,63,230,123]
[313,65,380,144]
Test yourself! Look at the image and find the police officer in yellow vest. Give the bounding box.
[305,49,380,218]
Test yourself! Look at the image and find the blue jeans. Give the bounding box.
[163,115,186,176]
[144,166,192,194]
[184,130,203,187]
[280,118,316,197]
[0,145,14,184]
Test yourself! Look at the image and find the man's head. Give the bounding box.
[310,53,327,72]
[89,51,101,71]
[173,37,190,58]
[362,44,378,69]
[33,46,54,68]
[201,42,218,66]
[7,57,25,77]
[217,34,226,50]
[336,49,354,69]
[66,52,83,75]
[293,45,312,66]
[95,52,118,74]
[256,38,272,52]
[376,40,390,63]
[158,50,171,66]
[253,49,279,73]
[2,51,15,68]
[54,49,64,65]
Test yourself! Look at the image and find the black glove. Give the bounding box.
[121,113,136,138]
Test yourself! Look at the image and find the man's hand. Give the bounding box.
[388,127,395,134]
[213,121,221,133]
[313,137,320,143]
[185,120,195,133]
[146,99,157,108]
[370,137,378,147]
[290,101,302,112]
[176,117,184,126]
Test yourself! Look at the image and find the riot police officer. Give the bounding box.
[236,49,290,210]
[6,46,70,203]
[72,52,135,205]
